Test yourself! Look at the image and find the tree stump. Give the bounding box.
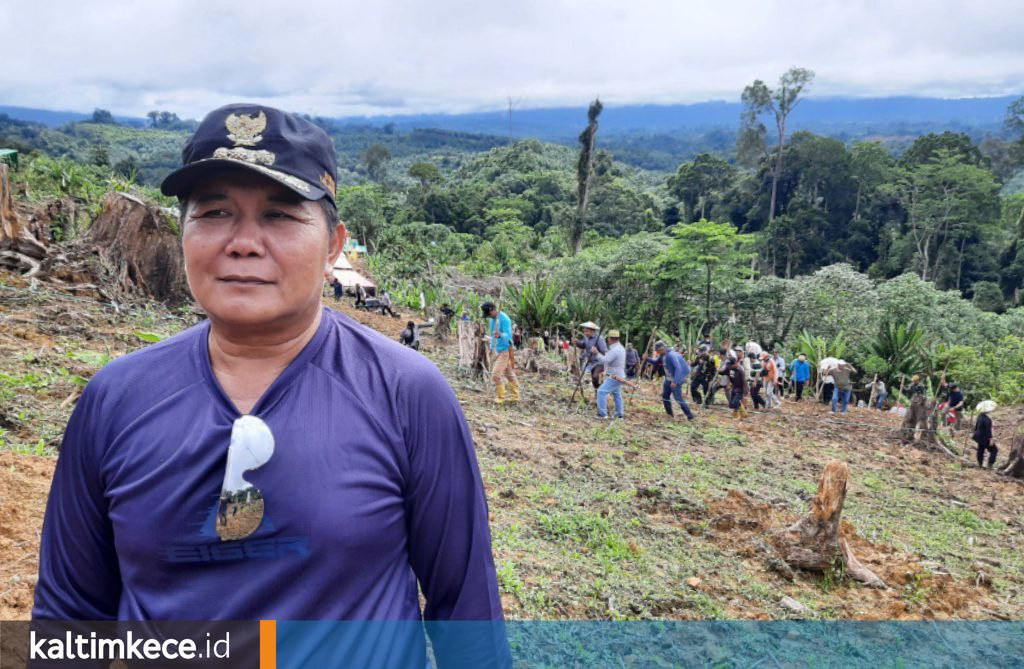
[457,320,476,371]
[434,311,452,342]
[86,192,189,303]
[518,347,539,373]
[999,435,1024,478]
[900,395,937,445]
[0,164,47,267]
[769,461,885,588]
[470,321,491,380]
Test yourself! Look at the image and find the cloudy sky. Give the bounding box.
[2,0,1021,118]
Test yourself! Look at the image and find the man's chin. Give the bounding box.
[202,302,306,331]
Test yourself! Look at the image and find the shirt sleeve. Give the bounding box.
[33,380,122,620]
[675,359,689,385]
[398,363,509,666]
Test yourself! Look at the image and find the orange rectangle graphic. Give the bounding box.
[260,619,276,669]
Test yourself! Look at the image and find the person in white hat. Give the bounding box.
[972,401,998,468]
[574,322,607,397]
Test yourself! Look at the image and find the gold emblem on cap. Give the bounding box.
[320,172,336,194]
[225,111,267,146]
[213,146,275,165]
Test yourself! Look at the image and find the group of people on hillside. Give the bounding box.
[404,297,1008,471]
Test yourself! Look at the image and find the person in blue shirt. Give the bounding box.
[33,104,507,668]
[656,341,695,420]
[789,353,812,401]
[483,302,520,405]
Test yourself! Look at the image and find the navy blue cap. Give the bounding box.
[161,103,337,203]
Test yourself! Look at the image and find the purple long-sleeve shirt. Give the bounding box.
[33,307,503,626]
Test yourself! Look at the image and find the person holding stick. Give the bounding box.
[656,341,695,421]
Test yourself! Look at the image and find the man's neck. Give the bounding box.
[207,307,323,379]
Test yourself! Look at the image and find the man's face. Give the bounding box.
[583,328,596,338]
[181,170,345,330]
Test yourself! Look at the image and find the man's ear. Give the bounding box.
[325,222,348,277]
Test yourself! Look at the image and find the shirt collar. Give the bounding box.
[195,308,333,417]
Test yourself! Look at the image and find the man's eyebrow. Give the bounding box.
[191,191,228,204]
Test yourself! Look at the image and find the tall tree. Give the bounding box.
[668,153,736,222]
[1005,96,1024,170]
[337,185,388,251]
[650,220,755,328]
[1005,96,1024,144]
[887,148,1000,286]
[740,67,814,224]
[408,161,440,202]
[900,131,984,168]
[363,144,391,183]
[570,99,603,256]
[90,108,116,125]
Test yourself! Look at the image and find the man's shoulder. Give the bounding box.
[319,308,448,390]
[86,322,205,400]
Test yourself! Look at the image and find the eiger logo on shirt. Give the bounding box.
[165,536,309,563]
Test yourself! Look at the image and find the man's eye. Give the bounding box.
[266,211,298,220]
[195,209,230,218]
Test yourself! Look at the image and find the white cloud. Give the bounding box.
[0,0,1021,118]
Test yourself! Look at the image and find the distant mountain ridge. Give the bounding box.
[3,95,1018,139]
[333,95,1019,139]
[0,105,144,127]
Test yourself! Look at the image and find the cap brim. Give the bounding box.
[160,158,328,202]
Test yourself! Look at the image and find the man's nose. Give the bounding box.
[224,214,265,257]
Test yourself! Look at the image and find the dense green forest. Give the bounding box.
[4,93,1024,404]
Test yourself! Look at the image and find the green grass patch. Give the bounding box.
[536,510,634,562]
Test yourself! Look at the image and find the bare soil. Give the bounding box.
[2,276,1022,621]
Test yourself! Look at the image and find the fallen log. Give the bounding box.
[0,250,41,277]
[769,461,885,588]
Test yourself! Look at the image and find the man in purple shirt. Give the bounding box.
[33,105,506,666]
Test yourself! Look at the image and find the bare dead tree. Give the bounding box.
[570,98,603,256]
[740,68,814,224]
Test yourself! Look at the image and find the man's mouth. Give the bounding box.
[218,275,274,285]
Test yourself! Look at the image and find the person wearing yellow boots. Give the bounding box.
[483,302,520,405]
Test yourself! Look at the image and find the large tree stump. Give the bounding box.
[470,321,491,380]
[770,461,885,588]
[86,192,190,303]
[457,319,476,370]
[0,164,47,262]
[999,435,1024,478]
